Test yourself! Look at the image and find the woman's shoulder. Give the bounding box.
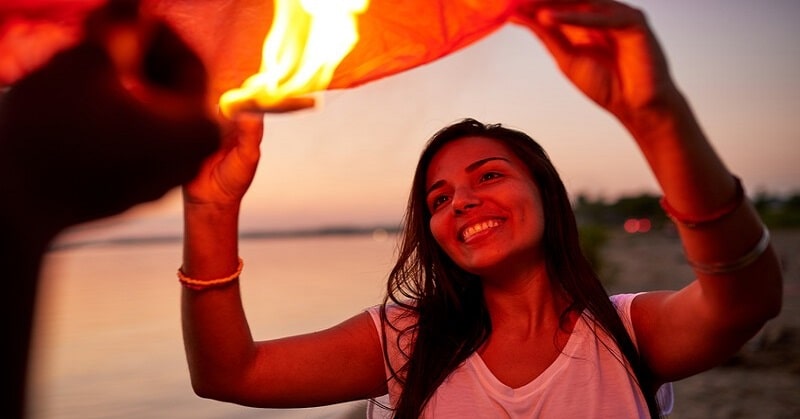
[364,302,418,373]
[365,301,418,331]
[609,292,647,318]
[605,293,647,345]
[609,292,641,308]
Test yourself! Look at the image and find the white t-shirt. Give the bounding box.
[366,293,673,418]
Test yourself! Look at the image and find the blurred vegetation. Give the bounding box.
[754,192,800,229]
[575,192,662,281]
[574,190,800,231]
[574,190,800,282]
[577,223,611,277]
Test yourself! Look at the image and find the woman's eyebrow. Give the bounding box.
[427,180,445,196]
[466,156,509,173]
[426,156,510,195]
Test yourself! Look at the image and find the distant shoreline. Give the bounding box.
[48,225,402,251]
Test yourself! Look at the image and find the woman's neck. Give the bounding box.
[481,263,570,336]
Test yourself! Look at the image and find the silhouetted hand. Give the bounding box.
[0,0,220,235]
[1,2,221,418]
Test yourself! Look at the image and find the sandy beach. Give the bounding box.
[601,228,800,419]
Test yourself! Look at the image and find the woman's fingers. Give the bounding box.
[184,114,263,205]
[512,4,574,63]
[543,2,644,29]
[229,114,264,166]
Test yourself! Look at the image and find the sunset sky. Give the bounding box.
[91,0,800,235]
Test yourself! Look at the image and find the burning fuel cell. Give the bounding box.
[218,0,367,117]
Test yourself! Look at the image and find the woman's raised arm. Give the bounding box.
[514,0,782,384]
[180,117,386,406]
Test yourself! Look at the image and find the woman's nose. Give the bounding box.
[453,186,480,214]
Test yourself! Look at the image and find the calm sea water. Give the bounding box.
[30,233,397,419]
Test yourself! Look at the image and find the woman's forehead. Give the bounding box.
[426,136,521,183]
[430,136,516,167]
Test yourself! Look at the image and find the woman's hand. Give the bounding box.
[514,0,679,123]
[183,115,264,208]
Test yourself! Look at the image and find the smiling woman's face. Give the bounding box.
[425,136,546,278]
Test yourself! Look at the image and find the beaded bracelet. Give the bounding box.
[177,258,244,291]
[686,226,770,275]
[660,176,744,228]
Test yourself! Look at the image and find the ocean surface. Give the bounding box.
[30,231,398,419]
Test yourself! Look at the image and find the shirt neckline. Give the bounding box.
[468,313,590,399]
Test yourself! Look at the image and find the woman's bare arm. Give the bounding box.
[180,117,387,406]
[514,0,782,383]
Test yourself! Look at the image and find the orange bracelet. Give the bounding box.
[660,176,744,228]
[177,258,243,291]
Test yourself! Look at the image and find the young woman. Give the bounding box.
[177,1,782,417]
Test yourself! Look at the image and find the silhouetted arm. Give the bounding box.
[0,2,219,416]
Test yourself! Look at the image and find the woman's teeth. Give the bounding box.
[462,219,501,242]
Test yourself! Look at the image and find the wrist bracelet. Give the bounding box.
[686,226,770,275]
[178,258,244,290]
[661,176,744,228]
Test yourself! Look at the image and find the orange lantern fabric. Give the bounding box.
[143,0,523,105]
[330,0,521,89]
[2,0,522,100]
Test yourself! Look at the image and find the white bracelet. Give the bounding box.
[687,226,770,275]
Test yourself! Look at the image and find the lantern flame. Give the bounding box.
[219,0,368,117]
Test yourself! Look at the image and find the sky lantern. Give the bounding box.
[2,0,522,113]
[218,0,523,117]
[142,0,523,116]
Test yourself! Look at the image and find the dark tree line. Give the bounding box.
[573,191,800,230]
[573,191,800,280]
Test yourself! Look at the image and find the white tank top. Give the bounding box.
[366,293,673,418]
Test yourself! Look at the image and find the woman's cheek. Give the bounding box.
[429,213,452,252]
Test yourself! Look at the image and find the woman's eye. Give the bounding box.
[431,195,450,210]
[480,172,502,182]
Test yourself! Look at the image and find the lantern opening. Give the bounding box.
[218,0,368,117]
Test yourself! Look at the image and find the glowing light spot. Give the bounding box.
[624,218,652,234]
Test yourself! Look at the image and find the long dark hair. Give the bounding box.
[381,118,661,418]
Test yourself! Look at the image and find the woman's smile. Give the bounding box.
[460,218,504,243]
